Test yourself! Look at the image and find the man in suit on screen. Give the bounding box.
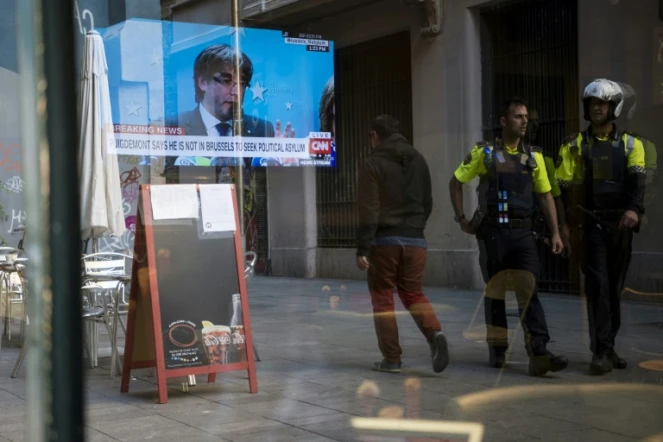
[163,44,294,181]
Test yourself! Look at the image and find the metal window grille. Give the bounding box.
[251,168,269,274]
[480,0,579,293]
[316,31,413,248]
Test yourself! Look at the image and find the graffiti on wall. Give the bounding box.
[99,230,135,254]
[96,159,147,254]
[4,176,23,194]
[0,143,22,174]
[120,167,141,203]
[0,137,24,246]
[8,209,26,235]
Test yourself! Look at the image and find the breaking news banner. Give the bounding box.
[101,19,336,167]
[110,126,334,163]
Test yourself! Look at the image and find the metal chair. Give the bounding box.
[3,228,28,346]
[10,259,29,378]
[0,247,21,349]
[81,252,132,376]
[8,258,28,346]
[5,270,25,343]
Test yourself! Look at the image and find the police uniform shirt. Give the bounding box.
[454,143,552,194]
[555,132,645,189]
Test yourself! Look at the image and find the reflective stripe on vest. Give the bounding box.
[482,145,494,170]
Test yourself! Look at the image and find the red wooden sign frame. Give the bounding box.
[121,184,258,404]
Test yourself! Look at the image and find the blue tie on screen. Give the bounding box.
[212,122,239,167]
[216,122,231,136]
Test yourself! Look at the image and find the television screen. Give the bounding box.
[102,19,336,167]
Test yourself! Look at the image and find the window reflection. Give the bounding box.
[4,0,663,440]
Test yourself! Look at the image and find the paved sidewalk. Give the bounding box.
[1,276,662,441]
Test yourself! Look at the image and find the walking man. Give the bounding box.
[556,79,645,374]
[356,115,449,374]
[449,97,568,376]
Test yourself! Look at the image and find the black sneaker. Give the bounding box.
[488,346,507,368]
[430,331,450,373]
[548,352,569,372]
[590,353,613,375]
[606,349,627,369]
[372,360,402,373]
[528,351,568,377]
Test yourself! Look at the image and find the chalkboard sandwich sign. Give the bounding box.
[121,184,257,404]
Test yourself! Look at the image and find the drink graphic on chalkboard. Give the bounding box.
[168,321,197,348]
[230,294,247,363]
[165,320,206,367]
[202,322,231,365]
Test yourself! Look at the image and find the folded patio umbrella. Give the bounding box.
[78,30,125,248]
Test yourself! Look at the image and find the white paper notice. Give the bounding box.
[150,185,199,220]
[199,184,236,232]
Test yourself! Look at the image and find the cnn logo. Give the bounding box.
[309,139,331,155]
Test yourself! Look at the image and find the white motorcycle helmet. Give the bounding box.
[582,78,637,122]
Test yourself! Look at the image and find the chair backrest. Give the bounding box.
[82,252,132,276]
[83,259,126,276]
[81,252,133,289]
[0,247,20,265]
[81,252,133,293]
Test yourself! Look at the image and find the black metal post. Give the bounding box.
[43,0,84,440]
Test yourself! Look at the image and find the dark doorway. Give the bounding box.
[480,0,579,293]
[316,31,413,248]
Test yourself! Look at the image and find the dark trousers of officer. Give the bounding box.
[584,222,633,355]
[482,226,551,355]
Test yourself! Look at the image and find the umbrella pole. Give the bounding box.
[92,237,98,254]
[232,0,246,248]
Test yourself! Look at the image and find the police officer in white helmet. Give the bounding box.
[556,79,645,375]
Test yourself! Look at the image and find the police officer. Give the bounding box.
[449,97,568,376]
[556,79,646,375]
[473,110,570,284]
[470,150,570,369]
